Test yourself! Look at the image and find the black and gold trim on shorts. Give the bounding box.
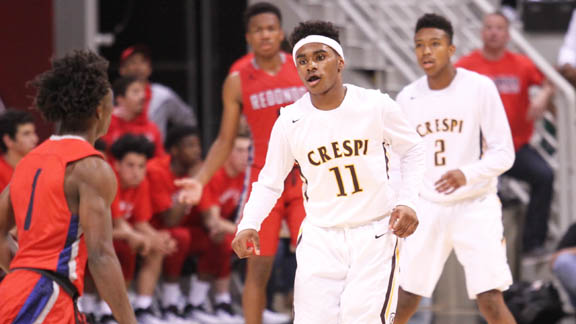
[380,238,399,324]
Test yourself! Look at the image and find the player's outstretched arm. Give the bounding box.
[177,73,242,204]
[0,185,15,272]
[75,157,137,324]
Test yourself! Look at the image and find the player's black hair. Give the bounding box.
[289,20,341,47]
[244,2,282,29]
[31,50,110,130]
[415,13,454,44]
[164,124,200,151]
[110,134,156,161]
[94,138,107,153]
[0,109,35,152]
[113,75,140,99]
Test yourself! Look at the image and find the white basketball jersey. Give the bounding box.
[396,68,515,203]
[238,84,424,231]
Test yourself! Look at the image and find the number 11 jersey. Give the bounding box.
[238,84,424,231]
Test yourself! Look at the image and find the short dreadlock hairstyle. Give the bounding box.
[31,50,110,130]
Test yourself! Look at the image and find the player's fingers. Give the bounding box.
[250,234,261,256]
[389,211,399,229]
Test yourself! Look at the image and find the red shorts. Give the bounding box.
[113,240,137,282]
[0,270,76,324]
[162,226,212,278]
[242,167,306,256]
[197,234,234,279]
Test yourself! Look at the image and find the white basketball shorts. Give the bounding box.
[294,217,400,324]
[400,193,512,299]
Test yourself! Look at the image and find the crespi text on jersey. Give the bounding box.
[308,139,369,166]
[249,86,307,110]
[416,118,464,137]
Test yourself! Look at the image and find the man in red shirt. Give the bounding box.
[188,133,251,323]
[146,125,210,323]
[457,12,555,256]
[0,51,136,324]
[89,134,175,324]
[101,76,165,158]
[177,3,306,323]
[0,109,38,190]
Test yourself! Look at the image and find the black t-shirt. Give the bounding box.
[557,223,576,250]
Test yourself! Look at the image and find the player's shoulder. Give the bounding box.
[456,67,494,86]
[278,92,310,122]
[397,75,427,101]
[151,83,175,97]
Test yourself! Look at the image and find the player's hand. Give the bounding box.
[154,231,177,255]
[389,205,418,238]
[129,233,151,256]
[435,169,466,194]
[174,178,203,205]
[231,229,261,258]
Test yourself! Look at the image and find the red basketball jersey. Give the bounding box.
[0,155,14,191]
[9,136,104,294]
[198,167,245,220]
[238,52,307,169]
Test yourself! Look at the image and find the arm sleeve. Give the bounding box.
[460,78,515,184]
[166,90,198,128]
[147,168,174,214]
[134,179,153,222]
[381,95,425,213]
[198,178,218,212]
[237,118,295,232]
[559,9,576,66]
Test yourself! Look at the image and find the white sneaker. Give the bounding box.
[262,309,291,324]
[214,303,244,324]
[163,305,200,324]
[99,314,119,324]
[183,304,222,324]
[136,307,168,324]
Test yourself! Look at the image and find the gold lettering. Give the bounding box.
[318,146,332,163]
[331,142,342,158]
[354,140,363,156]
[308,151,321,166]
[342,140,353,156]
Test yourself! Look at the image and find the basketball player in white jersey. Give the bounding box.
[394,13,517,324]
[232,20,425,324]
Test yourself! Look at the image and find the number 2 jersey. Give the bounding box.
[8,136,104,294]
[237,84,424,231]
[396,68,515,203]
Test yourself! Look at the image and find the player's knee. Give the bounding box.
[397,287,422,310]
[246,256,274,283]
[477,289,508,319]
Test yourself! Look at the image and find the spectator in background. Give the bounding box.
[190,133,251,324]
[101,76,166,158]
[457,12,555,257]
[0,109,38,190]
[558,9,576,87]
[90,134,176,324]
[119,45,197,138]
[551,223,576,309]
[146,125,208,323]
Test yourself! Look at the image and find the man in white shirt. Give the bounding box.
[232,20,425,324]
[394,13,516,324]
[559,9,576,87]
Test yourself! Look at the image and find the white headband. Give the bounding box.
[292,35,345,65]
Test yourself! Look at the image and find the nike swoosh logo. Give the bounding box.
[375,234,386,239]
[292,119,300,123]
